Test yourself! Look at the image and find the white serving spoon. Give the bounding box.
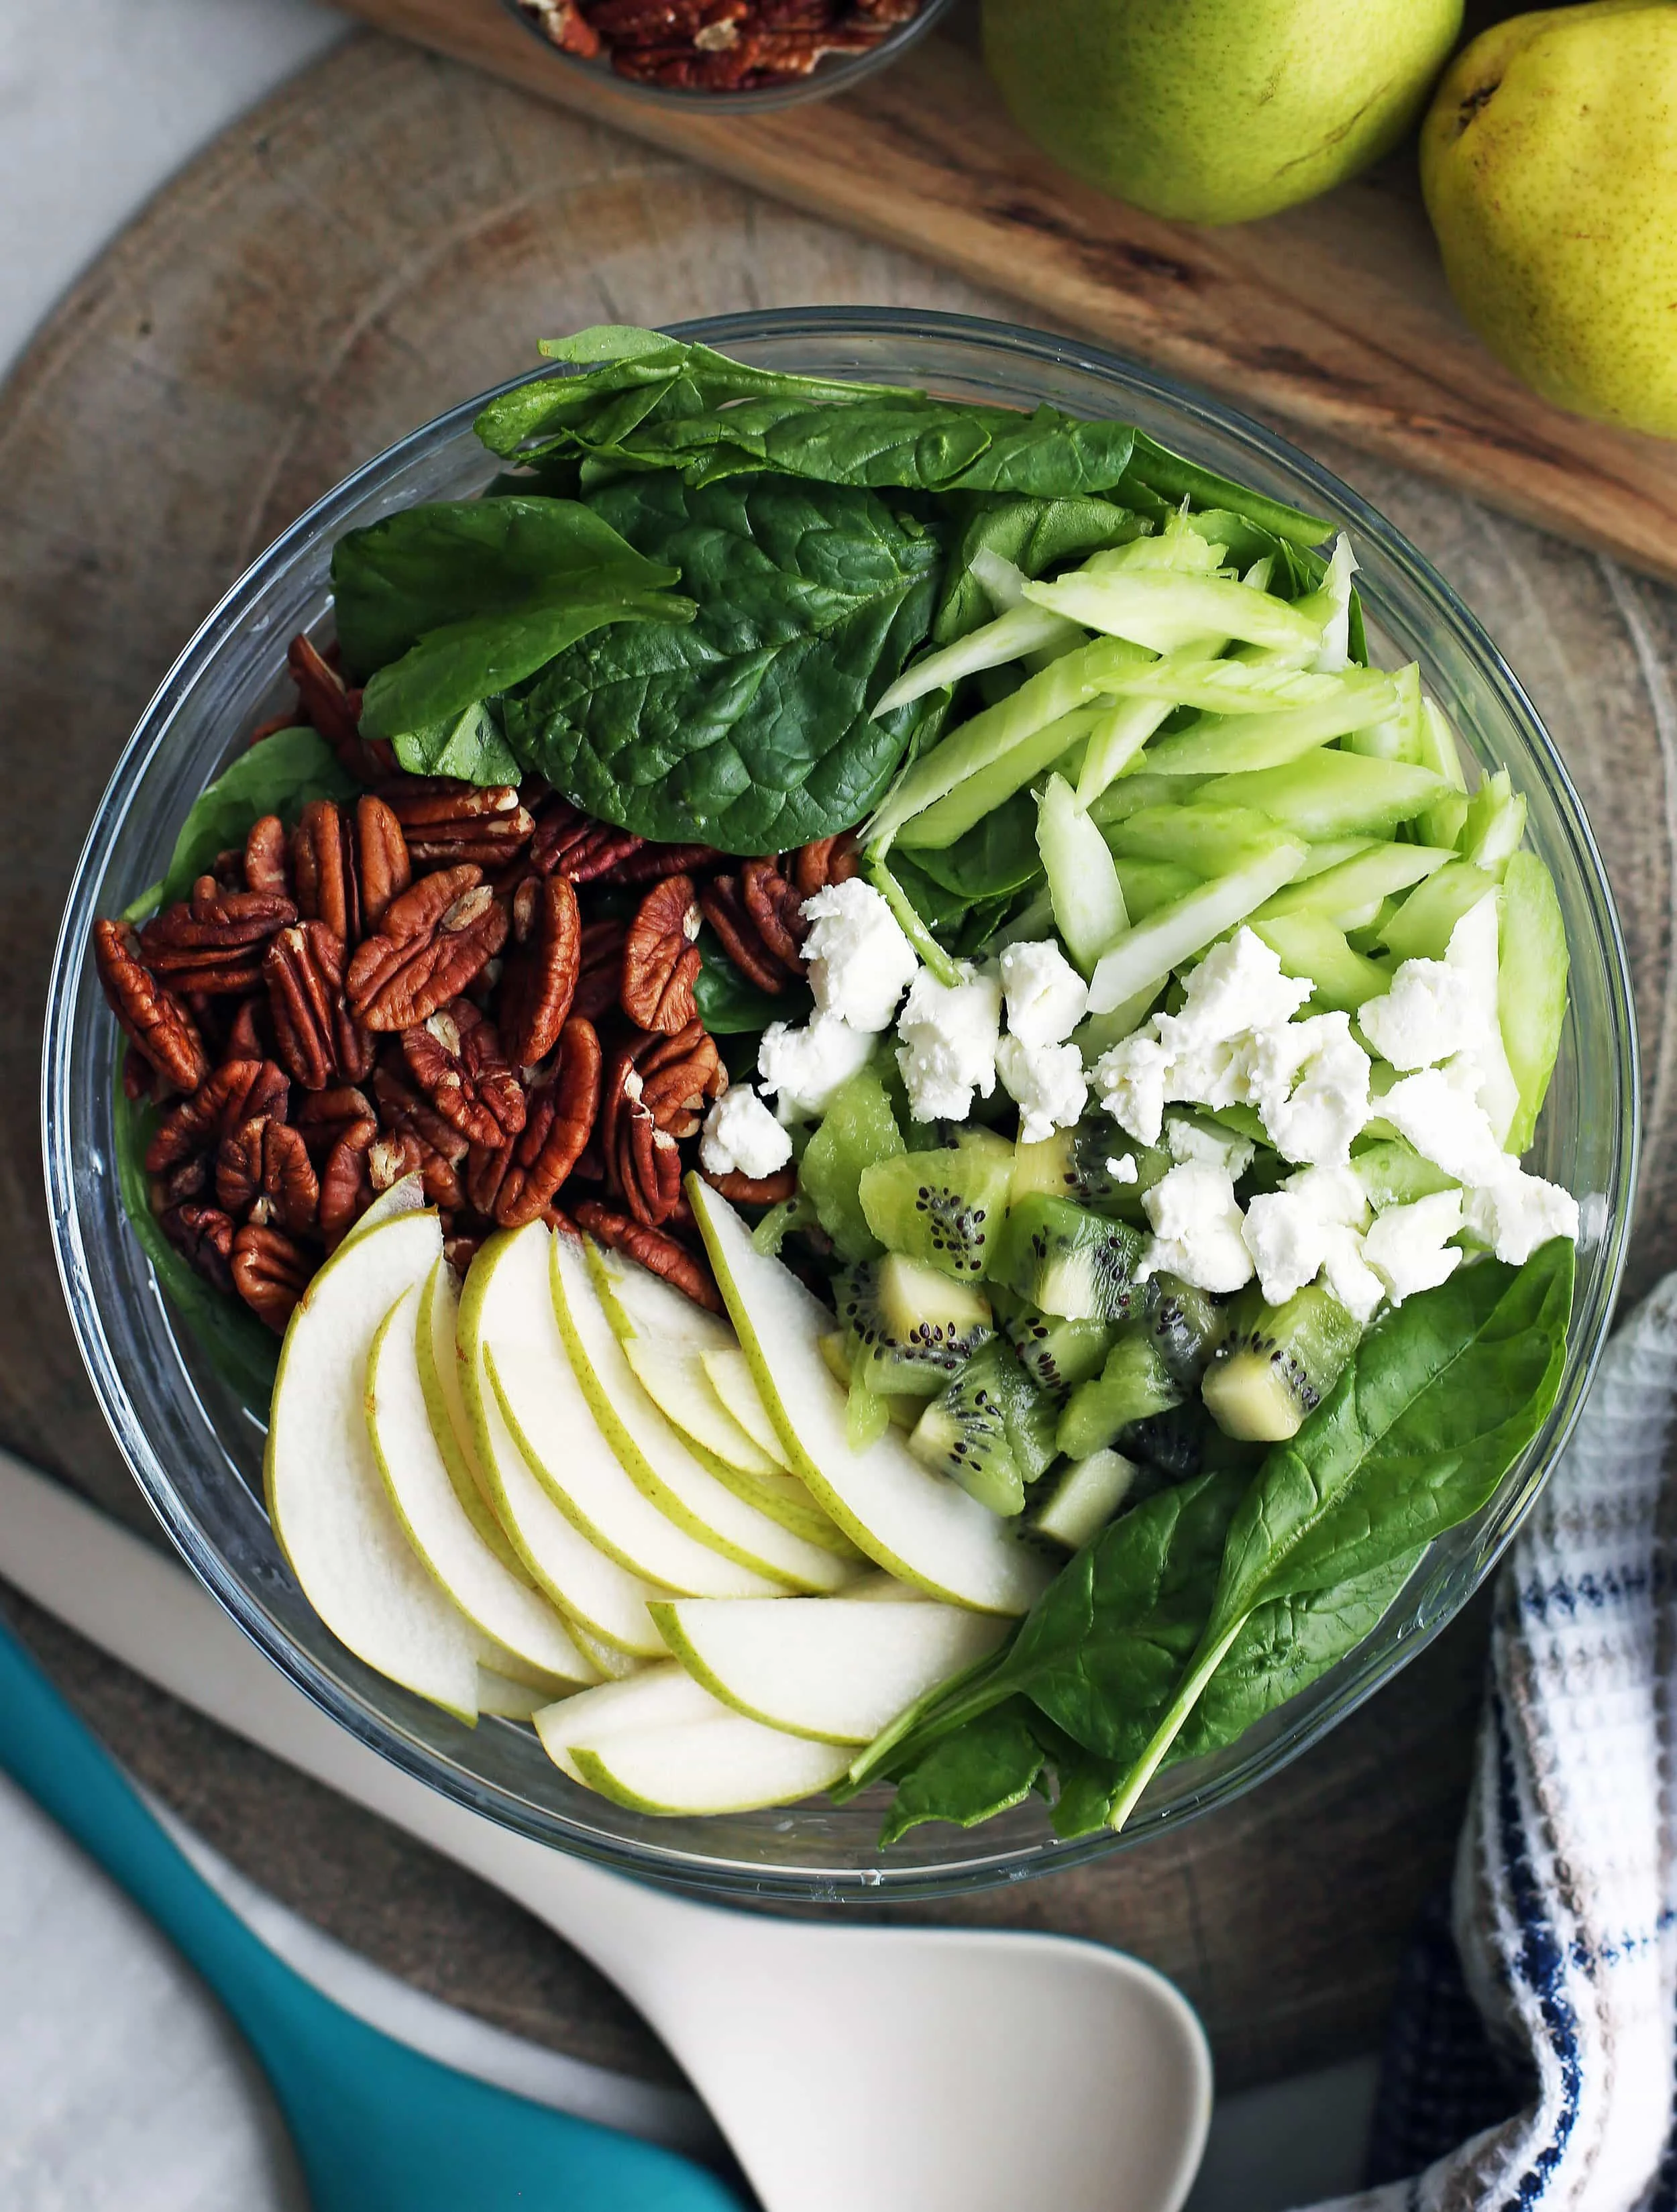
[0,1449,1211,2212]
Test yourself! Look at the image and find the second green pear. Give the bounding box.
[983,0,1464,225]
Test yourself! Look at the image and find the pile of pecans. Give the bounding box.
[521,0,923,93]
[95,631,859,1336]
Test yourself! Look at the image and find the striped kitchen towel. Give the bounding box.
[1324,1273,1676,2212]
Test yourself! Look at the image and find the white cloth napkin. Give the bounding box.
[1322,1273,1677,2212]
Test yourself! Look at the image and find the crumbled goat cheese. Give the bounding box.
[1444,894,1521,1142]
[1461,1166,1580,1266]
[1311,535,1358,674]
[896,966,1002,1124]
[1378,1062,1509,1185]
[1093,928,1311,1145]
[1106,1154,1140,1184]
[1318,1225,1387,1326]
[1358,955,1480,1070]
[757,1013,875,1123]
[999,938,1089,1048]
[1140,1162,1254,1294]
[1362,1191,1464,1305]
[700,1086,794,1181]
[1165,1114,1256,1178]
[1242,1164,1381,1320]
[1248,1011,1371,1168]
[800,879,919,1034]
[996,1036,1088,1145]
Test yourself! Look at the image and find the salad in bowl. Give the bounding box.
[86,322,1593,1850]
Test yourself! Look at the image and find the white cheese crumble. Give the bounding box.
[996,1036,1088,1145]
[1242,1164,1381,1321]
[1107,1154,1140,1184]
[1362,1191,1464,1305]
[1378,1062,1509,1186]
[1358,954,1480,1071]
[896,966,1002,1124]
[1140,1161,1254,1294]
[757,1013,875,1123]
[800,879,920,1034]
[1462,1166,1580,1265]
[1165,1113,1256,1179]
[999,938,1089,1048]
[1444,893,1520,1143]
[1250,1011,1371,1168]
[699,1086,794,1181]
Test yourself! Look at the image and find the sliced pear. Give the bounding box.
[588,1241,733,1351]
[623,1337,784,1482]
[551,1233,855,1595]
[366,1280,598,1690]
[416,1258,527,1582]
[477,1671,552,1722]
[701,1346,795,1473]
[267,1210,480,1720]
[688,1181,1052,1616]
[482,1223,777,1598]
[533,1663,720,1781]
[570,1722,852,1815]
[457,1231,668,1659]
[570,1619,647,1682]
[649,1596,1008,1743]
[469,1633,583,1696]
[339,1169,426,1248]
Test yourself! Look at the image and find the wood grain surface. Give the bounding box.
[334,0,1677,584]
[1,30,1674,2101]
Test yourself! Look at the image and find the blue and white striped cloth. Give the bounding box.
[1327,1274,1676,2212]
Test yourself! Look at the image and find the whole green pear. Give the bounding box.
[1421,3,1677,437]
[982,0,1464,225]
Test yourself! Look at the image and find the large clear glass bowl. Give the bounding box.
[43,310,1637,1901]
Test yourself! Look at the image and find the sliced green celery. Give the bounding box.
[865,854,963,987]
[1499,851,1569,1154]
[1025,569,1323,657]
[1346,662,1423,763]
[1378,858,1499,962]
[1250,915,1389,1013]
[897,704,1103,852]
[1258,840,1454,927]
[1142,671,1399,777]
[1037,774,1129,974]
[1087,840,1307,1015]
[873,601,1084,716]
[1110,653,1342,716]
[1087,770,1211,828]
[1291,837,1376,881]
[1350,1139,1456,1209]
[1414,695,1470,847]
[1103,804,1282,875]
[1076,987,1165,1058]
[1289,536,1356,669]
[1199,753,1445,841]
[1085,508,1226,575]
[1075,695,1173,805]
[869,634,1148,851]
[1458,769,1528,879]
[1113,857,1201,920]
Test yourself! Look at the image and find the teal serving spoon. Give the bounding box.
[0,1615,743,2212]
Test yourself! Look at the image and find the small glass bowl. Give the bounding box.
[499,0,957,113]
[44,310,1637,1902]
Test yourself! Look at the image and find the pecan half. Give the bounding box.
[700,1164,799,1206]
[618,1101,684,1227]
[529,799,642,885]
[292,1085,374,1159]
[623,1020,726,1142]
[356,794,411,934]
[288,632,393,785]
[292,799,359,946]
[159,1201,237,1293]
[380,781,534,867]
[698,874,800,995]
[621,875,702,1035]
[595,841,722,887]
[244,815,292,899]
[216,1117,319,1236]
[499,875,580,1068]
[266,923,373,1091]
[571,1199,723,1315]
[372,1056,471,1165]
[574,917,628,1024]
[221,997,274,1064]
[140,877,297,995]
[346,867,508,1030]
[145,1058,290,1172]
[490,1017,602,1229]
[400,999,526,1148]
[94,920,209,1093]
[231,1224,313,1331]
[318,1117,378,1246]
[741,856,807,971]
[792,832,860,898]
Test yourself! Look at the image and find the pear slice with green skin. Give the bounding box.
[266,1209,480,1721]
[569,1722,853,1816]
[623,1337,785,1482]
[549,1231,852,1594]
[469,1634,583,1697]
[569,1619,647,1682]
[366,1280,600,1690]
[688,1179,1052,1617]
[589,1240,734,1351]
[484,1223,778,1599]
[416,1258,528,1583]
[339,1168,426,1250]
[477,1670,553,1722]
[700,1347,794,1473]
[457,1230,667,1658]
[533,1663,719,1782]
[648,1596,1008,1745]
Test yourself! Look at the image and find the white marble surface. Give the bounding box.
[0,7,1384,2202]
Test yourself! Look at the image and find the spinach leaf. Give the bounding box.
[113,1081,280,1404]
[907,791,1043,904]
[932,494,1147,645]
[694,933,810,1034]
[878,1698,1048,1845]
[1119,430,1332,548]
[1106,1241,1574,1828]
[391,700,521,785]
[502,474,944,852]
[125,726,356,922]
[331,498,692,739]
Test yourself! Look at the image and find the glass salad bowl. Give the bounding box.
[43,309,1637,1901]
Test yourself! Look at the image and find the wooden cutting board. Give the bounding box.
[1,26,1674,2111]
[336,0,1677,583]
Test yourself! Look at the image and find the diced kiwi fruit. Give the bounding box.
[1124,1400,1210,1480]
[858,1130,1015,1282]
[1010,1118,1170,1225]
[1056,1325,1183,1461]
[1003,1307,1115,1397]
[1144,1273,1229,1387]
[1201,1280,1362,1443]
[992,1195,1146,1324]
[908,1338,1043,1516]
[1350,1140,1455,1211]
[819,1333,917,1432]
[1029,1449,1140,1550]
[835,1253,993,1399]
[798,1067,904,1263]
